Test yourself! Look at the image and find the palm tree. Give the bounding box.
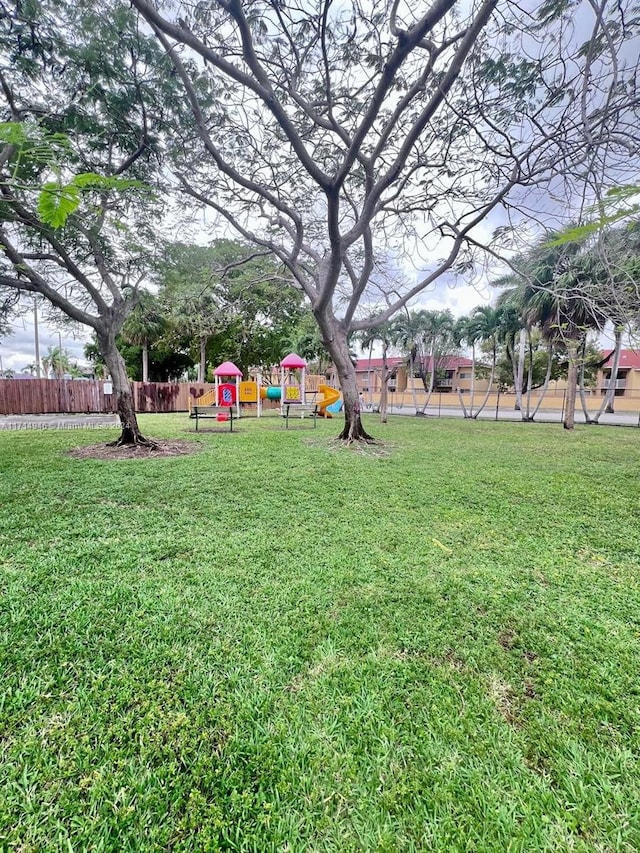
[415,309,456,413]
[581,221,640,419]
[393,310,426,413]
[467,305,503,418]
[353,326,379,409]
[496,235,605,429]
[496,287,553,420]
[357,320,400,422]
[453,313,483,417]
[121,292,168,383]
[378,321,401,423]
[493,289,526,410]
[452,307,502,418]
[42,345,73,379]
[539,247,607,428]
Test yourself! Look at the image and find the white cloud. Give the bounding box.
[0,311,92,374]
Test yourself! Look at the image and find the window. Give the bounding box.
[458,372,469,379]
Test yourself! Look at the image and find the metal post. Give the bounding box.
[560,389,566,425]
[495,388,500,421]
[438,392,441,418]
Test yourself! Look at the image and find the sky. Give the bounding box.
[0,303,91,375]
[0,275,496,374]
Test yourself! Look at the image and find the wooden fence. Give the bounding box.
[133,382,216,413]
[0,379,218,415]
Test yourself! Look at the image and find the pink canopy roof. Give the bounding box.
[214,360,242,377]
[280,353,307,369]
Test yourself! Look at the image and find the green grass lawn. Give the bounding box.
[1,413,639,852]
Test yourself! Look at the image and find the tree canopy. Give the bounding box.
[130,0,639,439]
[0,0,183,442]
[1,0,638,440]
[157,239,306,378]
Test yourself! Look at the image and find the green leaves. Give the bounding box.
[0,121,71,162]
[36,174,144,228]
[37,181,81,228]
[1,121,145,227]
[546,186,640,246]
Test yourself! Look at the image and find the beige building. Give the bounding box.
[354,349,640,414]
[595,349,640,405]
[355,355,494,398]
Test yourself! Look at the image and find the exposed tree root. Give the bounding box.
[107,428,159,449]
[338,434,378,445]
[69,439,200,460]
[337,422,376,443]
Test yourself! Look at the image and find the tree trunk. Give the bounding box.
[593,327,623,420]
[418,344,436,414]
[379,375,388,423]
[578,341,593,423]
[472,340,496,419]
[457,388,470,418]
[605,329,623,414]
[515,329,526,411]
[531,341,554,420]
[522,331,534,421]
[468,343,476,417]
[563,341,579,431]
[198,335,207,384]
[142,339,149,383]
[318,316,373,441]
[409,354,418,413]
[98,330,154,447]
[380,340,390,424]
[366,341,374,408]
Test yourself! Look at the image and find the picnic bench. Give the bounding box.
[283,402,318,428]
[190,405,234,432]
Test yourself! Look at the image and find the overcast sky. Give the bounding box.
[0,304,91,374]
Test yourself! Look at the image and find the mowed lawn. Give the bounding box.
[1,414,639,852]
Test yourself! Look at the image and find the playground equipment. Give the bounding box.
[214,361,242,419]
[188,356,342,419]
[238,371,284,415]
[280,352,307,406]
[317,384,341,417]
[278,355,342,418]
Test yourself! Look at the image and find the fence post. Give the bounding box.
[438,392,441,418]
[495,388,500,421]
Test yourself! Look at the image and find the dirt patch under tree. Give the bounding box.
[67,439,204,461]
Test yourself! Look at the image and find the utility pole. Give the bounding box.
[33,297,41,378]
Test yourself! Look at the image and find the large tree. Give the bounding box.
[497,236,606,429]
[572,221,640,419]
[0,0,179,444]
[157,239,305,377]
[131,0,638,441]
[120,292,168,384]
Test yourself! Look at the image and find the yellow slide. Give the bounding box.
[317,384,341,418]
